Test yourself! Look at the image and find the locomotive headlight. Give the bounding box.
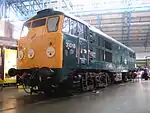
[18,50,24,60]
[46,46,55,58]
[28,49,35,59]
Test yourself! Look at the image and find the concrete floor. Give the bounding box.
[1,80,150,113]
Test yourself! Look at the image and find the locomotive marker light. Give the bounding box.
[18,50,24,60]
[28,49,35,59]
[46,46,55,57]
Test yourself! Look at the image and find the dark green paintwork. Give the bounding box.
[57,34,136,81]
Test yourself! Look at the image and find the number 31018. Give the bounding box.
[66,42,76,49]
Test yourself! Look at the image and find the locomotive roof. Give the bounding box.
[89,26,135,53]
[28,9,63,21]
[64,13,135,53]
[30,9,134,53]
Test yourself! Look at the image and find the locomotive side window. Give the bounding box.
[129,52,133,58]
[62,17,70,33]
[120,56,123,63]
[101,38,104,47]
[32,18,46,28]
[96,49,104,61]
[89,31,96,44]
[89,46,96,60]
[83,26,87,39]
[101,50,105,61]
[105,40,112,50]
[96,49,100,61]
[62,16,87,39]
[70,19,78,36]
[105,51,112,62]
[47,17,59,32]
[97,35,101,46]
[89,32,92,41]
[78,22,86,39]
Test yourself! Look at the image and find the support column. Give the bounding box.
[97,15,101,30]
[122,12,131,46]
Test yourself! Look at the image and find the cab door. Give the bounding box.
[78,38,88,68]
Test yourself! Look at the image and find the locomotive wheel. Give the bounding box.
[81,72,96,92]
[23,84,32,94]
[72,74,82,92]
[105,73,111,86]
[99,72,111,87]
[81,74,87,91]
[87,74,95,91]
[22,75,32,94]
[103,74,108,87]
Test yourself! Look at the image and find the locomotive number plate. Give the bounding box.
[66,42,76,49]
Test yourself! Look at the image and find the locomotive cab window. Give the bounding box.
[47,17,59,32]
[21,22,31,37]
[32,18,46,28]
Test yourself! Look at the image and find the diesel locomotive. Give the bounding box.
[8,9,136,94]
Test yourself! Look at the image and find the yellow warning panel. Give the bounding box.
[4,48,17,83]
[0,78,4,84]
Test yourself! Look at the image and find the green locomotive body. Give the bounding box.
[8,9,136,94]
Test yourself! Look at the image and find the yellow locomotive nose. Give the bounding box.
[17,16,63,69]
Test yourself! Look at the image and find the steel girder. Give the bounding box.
[7,0,47,20]
[0,0,50,20]
[0,0,74,21]
[70,5,150,15]
[0,0,8,18]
